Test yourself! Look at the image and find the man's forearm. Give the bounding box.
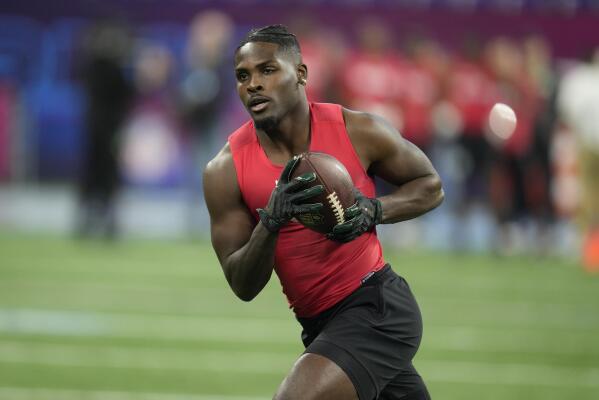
[223,222,279,301]
[378,174,444,224]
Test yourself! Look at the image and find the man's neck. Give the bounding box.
[257,100,311,160]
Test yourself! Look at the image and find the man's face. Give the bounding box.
[234,42,303,130]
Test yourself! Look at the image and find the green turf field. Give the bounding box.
[1,232,598,399]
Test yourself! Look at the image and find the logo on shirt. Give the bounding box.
[361,271,375,284]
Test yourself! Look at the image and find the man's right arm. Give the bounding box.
[203,144,278,301]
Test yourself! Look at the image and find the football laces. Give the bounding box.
[327,192,345,225]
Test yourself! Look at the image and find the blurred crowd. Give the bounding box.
[0,10,598,264]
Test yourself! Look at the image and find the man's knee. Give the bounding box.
[273,353,358,400]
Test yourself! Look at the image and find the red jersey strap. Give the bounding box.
[311,102,343,122]
[309,103,375,198]
[228,120,255,152]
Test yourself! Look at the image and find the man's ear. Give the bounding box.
[297,63,308,85]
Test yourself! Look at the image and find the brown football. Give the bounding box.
[289,152,356,234]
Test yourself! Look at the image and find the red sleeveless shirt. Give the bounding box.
[228,102,386,317]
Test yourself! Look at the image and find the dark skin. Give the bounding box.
[203,41,444,400]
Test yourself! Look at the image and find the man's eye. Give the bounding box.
[263,67,276,75]
[237,73,248,81]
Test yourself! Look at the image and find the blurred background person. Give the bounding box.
[399,33,443,153]
[119,40,183,193]
[521,35,559,253]
[484,37,541,255]
[339,18,404,137]
[558,46,599,270]
[289,16,348,104]
[76,21,134,239]
[178,10,234,236]
[436,33,497,251]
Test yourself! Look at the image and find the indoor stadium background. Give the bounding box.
[1,1,599,399]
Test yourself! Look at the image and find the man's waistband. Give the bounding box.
[360,264,394,286]
[297,264,395,327]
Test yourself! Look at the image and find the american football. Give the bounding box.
[290,152,356,234]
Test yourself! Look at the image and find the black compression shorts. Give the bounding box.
[297,265,431,400]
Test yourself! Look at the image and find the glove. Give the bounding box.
[327,188,382,243]
[257,157,324,232]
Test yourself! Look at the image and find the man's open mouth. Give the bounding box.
[248,96,270,112]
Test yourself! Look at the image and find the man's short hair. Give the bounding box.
[236,24,301,57]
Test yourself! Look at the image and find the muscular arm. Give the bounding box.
[203,145,277,301]
[344,109,444,223]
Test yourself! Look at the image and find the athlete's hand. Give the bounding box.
[257,157,324,233]
[327,188,382,243]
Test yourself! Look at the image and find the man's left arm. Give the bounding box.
[329,109,444,242]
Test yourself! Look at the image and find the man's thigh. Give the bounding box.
[379,363,431,400]
[301,267,427,399]
[273,353,358,400]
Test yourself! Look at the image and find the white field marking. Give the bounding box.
[0,282,234,296]
[0,283,599,331]
[0,261,217,278]
[419,359,599,388]
[1,340,599,389]
[441,282,597,306]
[424,324,599,356]
[1,308,598,356]
[0,308,107,336]
[419,298,599,329]
[0,387,267,400]
[5,280,597,321]
[0,284,287,316]
[3,285,598,333]
[0,308,298,344]
[0,284,287,317]
[3,279,597,324]
[0,341,293,374]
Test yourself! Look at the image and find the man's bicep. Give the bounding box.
[344,109,437,185]
[367,118,438,186]
[203,153,256,265]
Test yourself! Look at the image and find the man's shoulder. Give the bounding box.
[205,143,234,178]
[207,118,257,180]
[342,107,394,137]
[228,119,255,150]
[341,106,404,168]
[310,102,343,123]
[203,142,246,213]
[308,102,378,127]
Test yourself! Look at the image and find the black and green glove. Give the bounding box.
[257,157,324,233]
[327,188,383,243]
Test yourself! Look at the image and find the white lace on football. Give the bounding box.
[327,192,345,224]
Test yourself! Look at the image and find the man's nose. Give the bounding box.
[247,75,263,92]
